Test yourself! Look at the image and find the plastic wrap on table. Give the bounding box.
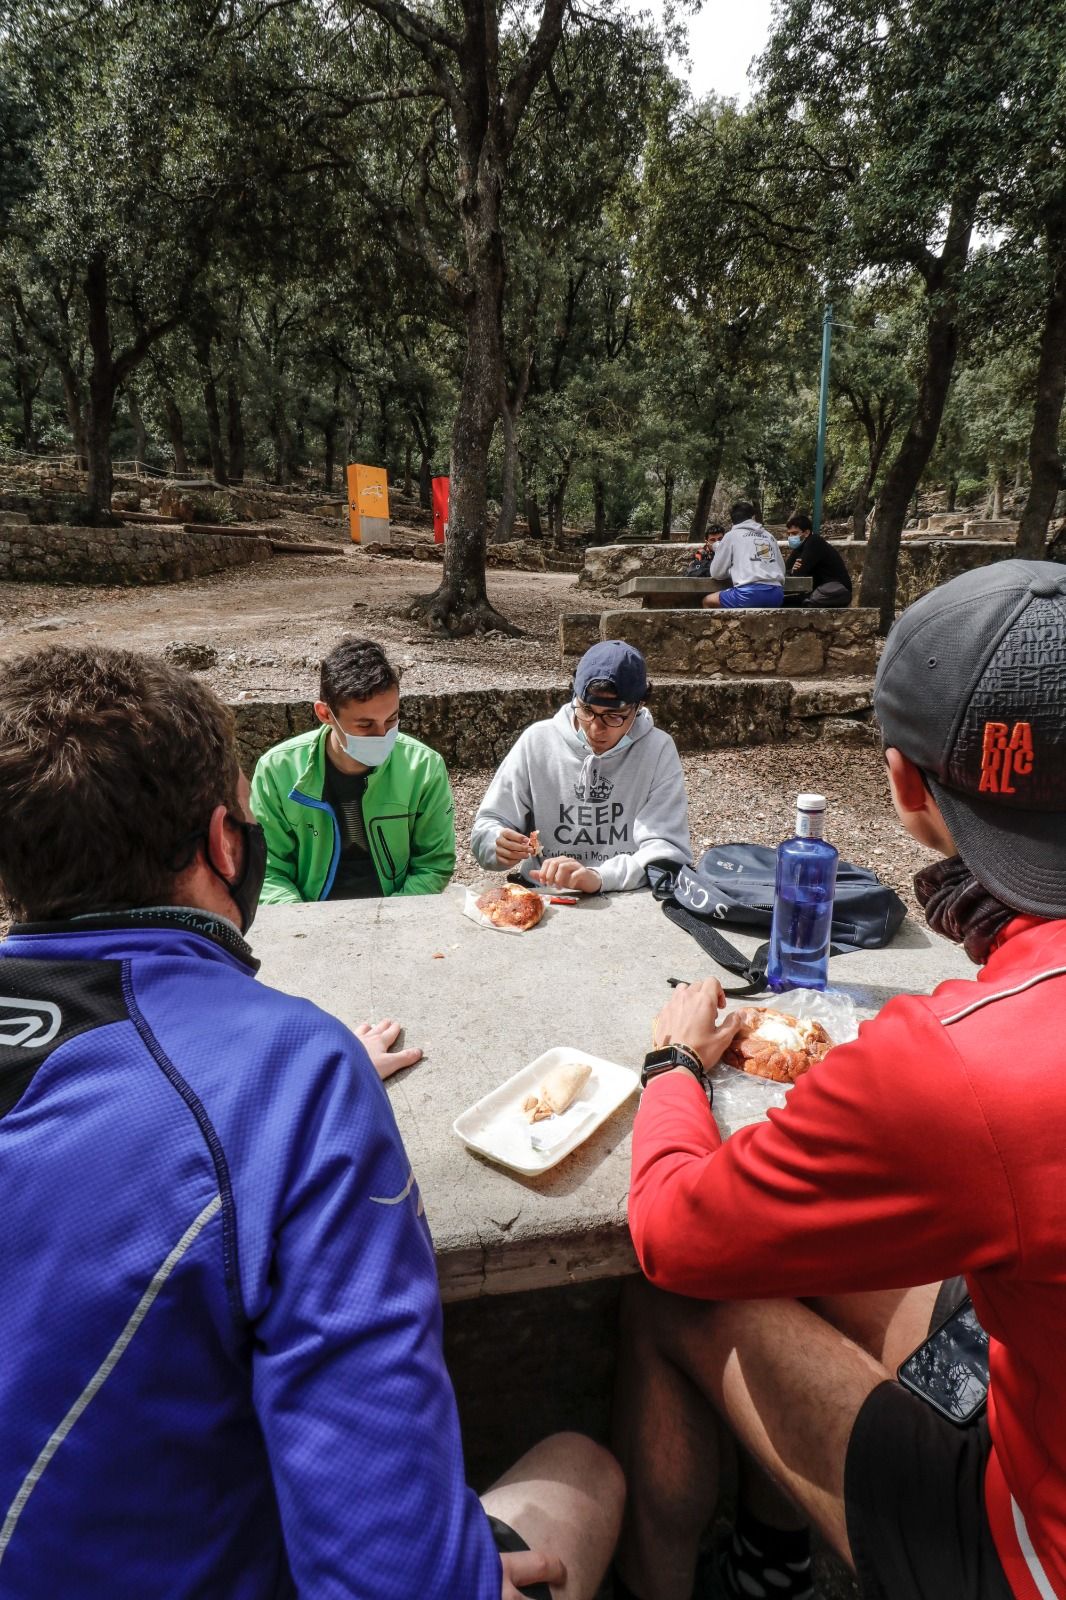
[711,988,869,1136]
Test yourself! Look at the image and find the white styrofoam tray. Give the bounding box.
[452,1046,639,1175]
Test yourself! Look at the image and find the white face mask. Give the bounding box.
[331,720,399,767]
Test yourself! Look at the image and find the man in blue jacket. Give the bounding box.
[0,645,623,1600]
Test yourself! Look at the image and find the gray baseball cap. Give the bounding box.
[874,559,1066,916]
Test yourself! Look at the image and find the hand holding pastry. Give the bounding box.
[652,977,741,1071]
[495,827,533,867]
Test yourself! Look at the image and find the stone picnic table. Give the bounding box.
[619,575,813,607]
[252,888,972,1304]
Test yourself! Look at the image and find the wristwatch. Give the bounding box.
[641,1044,713,1103]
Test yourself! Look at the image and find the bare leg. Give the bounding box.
[481,1432,625,1600]
[701,591,723,608]
[808,1283,941,1371]
[614,1280,897,1600]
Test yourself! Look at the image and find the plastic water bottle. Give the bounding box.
[766,793,839,992]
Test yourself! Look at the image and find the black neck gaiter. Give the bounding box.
[914,855,1016,965]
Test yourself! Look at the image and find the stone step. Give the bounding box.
[587,607,880,679]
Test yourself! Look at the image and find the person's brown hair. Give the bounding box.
[320,637,399,711]
[0,646,240,921]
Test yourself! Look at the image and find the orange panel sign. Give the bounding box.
[346,464,389,543]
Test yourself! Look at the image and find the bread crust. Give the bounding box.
[475,884,546,931]
[722,1006,833,1083]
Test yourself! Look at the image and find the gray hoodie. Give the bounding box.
[470,704,691,891]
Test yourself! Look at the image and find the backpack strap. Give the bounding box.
[661,902,770,996]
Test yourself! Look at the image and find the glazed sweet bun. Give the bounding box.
[722,1007,832,1084]
[475,884,546,931]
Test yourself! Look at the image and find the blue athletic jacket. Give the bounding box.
[0,912,502,1598]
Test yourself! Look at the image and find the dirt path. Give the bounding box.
[0,551,623,698]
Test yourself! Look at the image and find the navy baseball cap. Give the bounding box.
[874,560,1066,916]
[573,641,648,706]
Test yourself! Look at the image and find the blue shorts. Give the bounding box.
[717,583,784,608]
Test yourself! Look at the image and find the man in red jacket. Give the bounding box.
[613,561,1066,1600]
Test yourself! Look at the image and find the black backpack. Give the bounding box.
[648,843,907,995]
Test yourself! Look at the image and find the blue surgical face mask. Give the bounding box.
[331,720,399,767]
[788,533,804,549]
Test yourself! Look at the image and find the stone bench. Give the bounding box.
[593,606,879,677]
[619,575,813,608]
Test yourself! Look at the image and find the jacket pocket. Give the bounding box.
[369,813,415,883]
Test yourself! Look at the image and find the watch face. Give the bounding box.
[641,1047,681,1085]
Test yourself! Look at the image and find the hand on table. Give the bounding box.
[501,1548,566,1599]
[532,856,602,895]
[354,1018,423,1081]
[495,827,533,868]
[652,977,741,1070]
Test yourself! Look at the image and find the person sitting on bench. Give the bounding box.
[682,525,725,577]
[700,501,786,608]
[784,511,853,607]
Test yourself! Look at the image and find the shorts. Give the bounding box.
[843,1279,1012,1600]
[717,583,784,608]
[489,1515,553,1600]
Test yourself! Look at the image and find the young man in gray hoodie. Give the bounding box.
[470,641,692,893]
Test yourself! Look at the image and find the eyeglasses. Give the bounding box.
[574,700,634,728]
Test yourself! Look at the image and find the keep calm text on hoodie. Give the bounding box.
[470,704,691,891]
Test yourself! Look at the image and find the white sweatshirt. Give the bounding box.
[470,705,692,892]
[709,519,786,588]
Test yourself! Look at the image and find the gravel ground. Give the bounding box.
[0,550,629,699]
[452,742,932,918]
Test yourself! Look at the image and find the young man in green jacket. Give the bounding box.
[251,637,456,902]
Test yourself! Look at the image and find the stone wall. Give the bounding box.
[594,607,879,678]
[0,520,274,584]
[231,676,875,774]
[580,536,1066,602]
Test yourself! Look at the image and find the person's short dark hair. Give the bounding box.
[787,512,813,533]
[0,646,240,922]
[319,638,399,711]
[730,500,757,524]
[706,524,726,539]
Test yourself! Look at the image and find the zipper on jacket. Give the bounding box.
[288,789,342,899]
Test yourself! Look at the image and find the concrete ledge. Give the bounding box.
[559,612,602,657]
[230,676,873,772]
[596,607,879,678]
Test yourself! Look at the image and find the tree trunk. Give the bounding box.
[593,476,607,541]
[161,390,187,474]
[524,482,543,539]
[8,314,37,450]
[859,195,976,631]
[84,253,117,518]
[661,468,675,541]
[1017,225,1066,558]
[992,471,1006,519]
[417,450,432,509]
[226,374,245,483]
[59,365,88,470]
[408,181,517,635]
[690,475,717,543]
[492,399,520,543]
[324,417,337,491]
[194,329,227,485]
[402,440,413,497]
[127,386,148,467]
[946,477,958,513]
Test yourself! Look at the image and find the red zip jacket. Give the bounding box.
[629,917,1066,1600]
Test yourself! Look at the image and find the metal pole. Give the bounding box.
[813,303,833,536]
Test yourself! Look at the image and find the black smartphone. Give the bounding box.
[897,1296,990,1426]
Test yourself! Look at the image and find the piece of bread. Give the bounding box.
[524,1060,592,1121]
[475,884,546,931]
[528,828,541,857]
[722,1007,833,1083]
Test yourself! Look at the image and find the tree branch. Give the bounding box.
[503,0,568,150]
